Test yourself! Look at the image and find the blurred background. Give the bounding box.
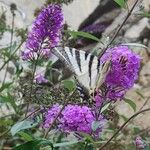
[0,0,150,136]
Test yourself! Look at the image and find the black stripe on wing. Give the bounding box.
[69,47,73,56]
[97,59,101,73]
[88,55,95,87]
[75,50,82,72]
[62,47,72,64]
[85,52,89,60]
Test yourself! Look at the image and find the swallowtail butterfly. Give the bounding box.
[19,46,110,105]
[51,46,110,100]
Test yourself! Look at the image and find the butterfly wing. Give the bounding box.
[58,47,101,92]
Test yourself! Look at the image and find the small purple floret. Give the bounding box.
[134,136,146,149]
[34,74,49,84]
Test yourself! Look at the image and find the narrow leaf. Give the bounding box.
[0,82,13,92]
[121,43,148,49]
[139,12,150,18]
[119,114,128,122]
[0,93,18,112]
[67,30,100,42]
[136,90,145,99]
[101,103,110,113]
[124,98,136,112]
[114,0,126,8]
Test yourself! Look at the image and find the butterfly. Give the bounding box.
[51,46,110,100]
[19,46,110,105]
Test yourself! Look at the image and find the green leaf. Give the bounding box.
[119,114,128,122]
[136,90,145,99]
[0,118,14,126]
[18,131,33,141]
[79,133,94,143]
[2,42,17,58]
[101,103,110,113]
[139,12,150,18]
[114,0,126,8]
[54,140,78,148]
[124,98,136,112]
[91,121,101,132]
[11,120,38,136]
[66,30,100,42]
[133,126,141,134]
[122,43,148,49]
[0,82,13,92]
[12,139,53,150]
[15,62,23,76]
[0,93,18,112]
[62,79,76,92]
[144,146,150,150]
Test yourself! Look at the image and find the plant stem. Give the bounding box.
[25,59,38,117]
[99,108,150,150]
[0,107,41,138]
[139,97,150,111]
[0,40,25,71]
[99,0,140,57]
[83,141,88,150]
[2,8,15,84]
[44,90,75,138]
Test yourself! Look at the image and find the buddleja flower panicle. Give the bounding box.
[99,45,141,101]
[43,104,105,138]
[22,4,64,61]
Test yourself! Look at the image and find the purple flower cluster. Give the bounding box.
[134,136,146,149]
[34,74,49,84]
[43,104,105,137]
[22,4,64,61]
[100,46,141,100]
[43,104,61,128]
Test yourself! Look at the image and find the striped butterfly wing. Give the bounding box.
[53,47,101,99]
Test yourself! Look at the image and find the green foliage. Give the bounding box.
[0,12,7,39]
[136,90,145,99]
[11,120,39,136]
[0,82,13,93]
[139,12,150,18]
[119,114,128,122]
[101,103,111,113]
[66,30,100,42]
[124,98,137,112]
[0,92,18,113]
[62,79,76,92]
[114,0,127,8]
[12,139,53,150]
[18,131,34,142]
[0,2,149,150]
